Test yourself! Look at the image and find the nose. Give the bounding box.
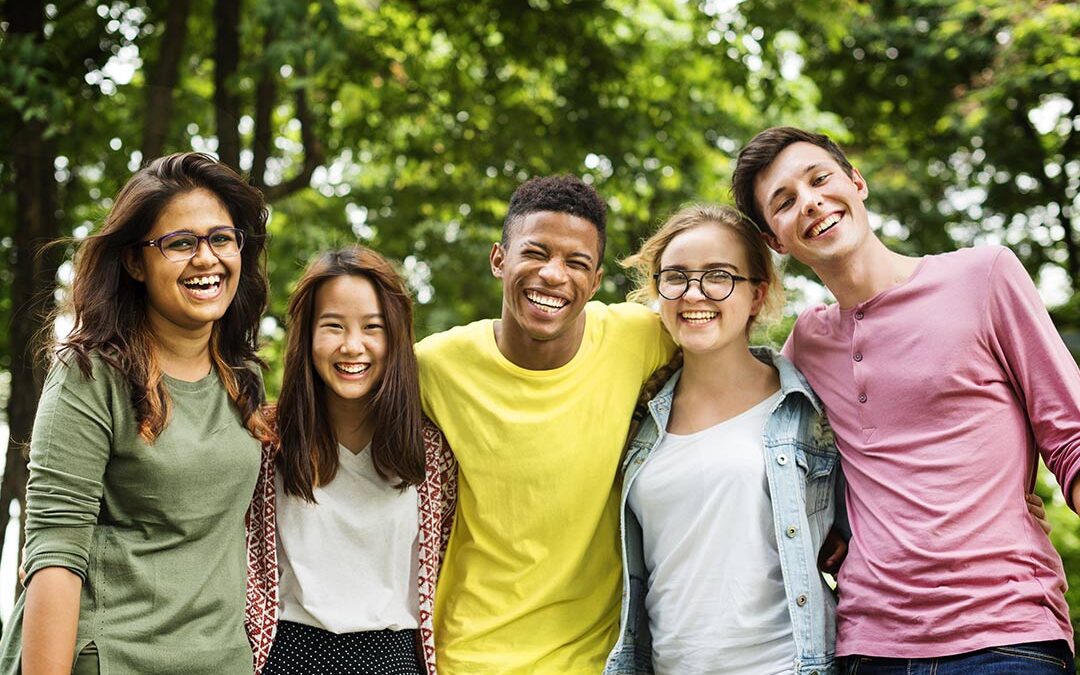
[798,184,822,217]
[537,259,568,285]
[683,277,707,301]
[341,330,366,355]
[190,237,218,266]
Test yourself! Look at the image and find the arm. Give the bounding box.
[20,359,113,671]
[986,249,1080,511]
[22,568,82,674]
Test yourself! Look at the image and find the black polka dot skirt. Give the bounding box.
[263,620,424,675]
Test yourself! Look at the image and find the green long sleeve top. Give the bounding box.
[0,355,261,675]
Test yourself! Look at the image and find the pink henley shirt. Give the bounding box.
[784,245,1080,658]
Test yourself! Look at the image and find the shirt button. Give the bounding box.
[854,352,863,362]
[777,454,788,465]
[786,526,798,538]
[855,310,864,320]
[858,393,867,403]
[797,594,808,606]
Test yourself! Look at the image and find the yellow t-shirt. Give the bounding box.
[417,301,674,674]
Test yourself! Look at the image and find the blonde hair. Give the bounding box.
[622,203,784,331]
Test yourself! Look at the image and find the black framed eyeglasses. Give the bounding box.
[653,268,762,301]
[138,227,245,262]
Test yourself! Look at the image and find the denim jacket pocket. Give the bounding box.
[796,444,837,514]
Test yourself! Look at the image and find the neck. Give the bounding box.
[679,342,771,395]
[148,312,214,381]
[493,313,587,371]
[326,394,374,455]
[812,237,921,308]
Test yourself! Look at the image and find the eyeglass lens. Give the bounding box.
[159,229,244,262]
[657,269,735,300]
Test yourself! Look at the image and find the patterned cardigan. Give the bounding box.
[243,419,458,674]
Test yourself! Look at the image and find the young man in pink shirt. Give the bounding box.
[732,126,1080,674]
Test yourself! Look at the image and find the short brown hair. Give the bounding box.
[622,203,783,332]
[732,127,854,235]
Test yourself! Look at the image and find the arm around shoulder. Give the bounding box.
[21,567,82,675]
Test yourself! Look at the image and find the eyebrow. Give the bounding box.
[665,262,740,272]
[767,162,824,205]
[317,312,383,321]
[522,239,594,263]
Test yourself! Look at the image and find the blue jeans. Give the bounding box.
[843,641,1074,674]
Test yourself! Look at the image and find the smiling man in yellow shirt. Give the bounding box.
[417,176,674,673]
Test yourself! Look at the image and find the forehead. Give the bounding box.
[315,274,381,314]
[509,211,601,255]
[660,223,750,270]
[753,142,842,200]
[150,188,233,236]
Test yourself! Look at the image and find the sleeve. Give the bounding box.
[22,359,114,584]
[984,247,1080,509]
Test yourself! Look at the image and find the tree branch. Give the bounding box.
[213,0,241,170]
[262,85,323,202]
[140,0,191,161]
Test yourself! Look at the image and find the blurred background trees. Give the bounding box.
[2,0,1078,644]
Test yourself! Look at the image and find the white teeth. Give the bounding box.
[681,310,717,324]
[335,363,369,374]
[525,290,567,313]
[182,274,222,288]
[808,213,841,238]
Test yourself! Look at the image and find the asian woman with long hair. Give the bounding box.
[261,247,454,675]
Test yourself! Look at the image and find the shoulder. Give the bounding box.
[934,245,1013,278]
[790,303,835,338]
[416,319,491,361]
[591,301,662,332]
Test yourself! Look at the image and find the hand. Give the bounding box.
[1026,493,1052,535]
[18,544,26,587]
[817,525,848,575]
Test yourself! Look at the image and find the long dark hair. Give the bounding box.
[276,246,425,501]
[53,152,272,443]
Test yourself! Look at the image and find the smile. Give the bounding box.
[806,212,841,239]
[525,290,568,314]
[680,310,717,324]
[180,273,224,299]
[334,363,370,375]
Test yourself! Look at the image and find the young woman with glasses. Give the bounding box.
[605,204,844,675]
[259,247,453,675]
[0,153,274,675]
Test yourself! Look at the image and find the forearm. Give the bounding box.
[22,567,82,675]
[1071,478,1080,516]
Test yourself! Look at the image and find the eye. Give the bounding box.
[568,260,590,271]
[523,249,546,259]
[163,235,196,251]
[365,322,385,331]
[812,173,831,186]
[319,322,343,331]
[775,197,794,213]
[209,231,235,245]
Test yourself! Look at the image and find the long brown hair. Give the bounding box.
[276,246,425,501]
[52,152,272,443]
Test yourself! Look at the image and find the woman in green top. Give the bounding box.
[0,153,273,675]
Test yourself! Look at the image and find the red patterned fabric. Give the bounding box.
[245,437,279,675]
[243,418,457,675]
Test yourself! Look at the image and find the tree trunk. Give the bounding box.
[250,25,276,189]
[141,0,192,161]
[214,0,241,170]
[1,0,63,613]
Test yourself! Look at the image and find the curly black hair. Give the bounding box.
[502,175,607,257]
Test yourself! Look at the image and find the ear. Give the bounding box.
[490,242,505,279]
[123,248,146,282]
[749,280,768,317]
[588,265,605,299]
[851,166,869,201]
[763,231,787,255]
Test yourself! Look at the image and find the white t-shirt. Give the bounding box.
[276,443,420,633]
[628,390,795,675]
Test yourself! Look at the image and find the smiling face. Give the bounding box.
[491,210,604,358]
[124,188,242,338]
[753,141,871,268]
[311,274,387,409]
[657,223,765,357]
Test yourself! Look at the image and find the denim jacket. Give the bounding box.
[604,348,842,675]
